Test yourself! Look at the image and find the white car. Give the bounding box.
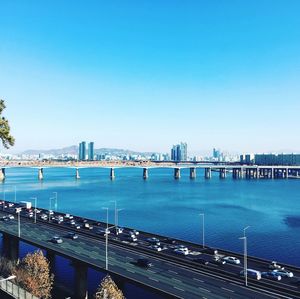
[150,245,162,252]
[223,256,241,265]
[272,269,294,278]
[174,248,189,256]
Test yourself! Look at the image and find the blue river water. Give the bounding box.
[1,167,300,296]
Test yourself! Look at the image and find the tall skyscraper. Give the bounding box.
[171,142,187,161]
[88,142,94,161]
[78,141,86,160]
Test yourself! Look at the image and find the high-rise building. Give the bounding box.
[78,141,86,160]
[88,142,94,161]
[171,142,187,161]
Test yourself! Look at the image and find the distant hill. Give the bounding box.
[21,145,159,156]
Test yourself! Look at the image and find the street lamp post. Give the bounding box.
[102,207,109,271]
[199,213,205,248]
[53,192,58,211]
[30,197,37,224]
[15,207,22,238]
[240,226,250,286]
[116,208,124,229]
[49,197,55,223]
[110,200,117,231]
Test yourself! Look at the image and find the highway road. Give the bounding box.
[0,202,299,298]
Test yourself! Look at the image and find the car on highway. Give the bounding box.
[272,269,294,278]
[97,228,111,236]
[67,232,79,240]
[261,271,282,281]
[149,245,162,252]
[174,248,189,255]
[210,257,226,265]
[269,261,284,270]
[51,236,63,244]
[202,247,218,255]
[146,237,160,246]
[7,214,14,220]
[115,227,124,234]
[194,258,209,265]
[240,269,261,280]
[136,258,152,268]
[1,216,9,221]
[223,256,241,265]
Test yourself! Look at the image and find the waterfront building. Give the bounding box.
[254,153,300,165]
[88,142,94,161]
[171,142,187,161]
[79,141,86,161]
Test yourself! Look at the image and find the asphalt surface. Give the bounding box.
[0,203,299,299]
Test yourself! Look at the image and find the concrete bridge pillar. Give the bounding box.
[190,167,196,179]
[143,168,149,180]
[46,250,56,273]
[0,168,5,181]
[286,168,289,179]
[2,233,19,261]
[205,168,211,179]
[75,168,80,179]
[73,262,88,299]
[219,168,226,179]
[174,168,181,179]
[245,168,250,179]
[110,168,115,180]
[233,168,241,179]
[38,168,44,180]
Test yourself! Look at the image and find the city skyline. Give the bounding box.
[1,1,300,153]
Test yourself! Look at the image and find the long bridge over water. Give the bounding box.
[1,162,300,181]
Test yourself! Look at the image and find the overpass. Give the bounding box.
[0,200,299,299]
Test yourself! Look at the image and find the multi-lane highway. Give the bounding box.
[0,200,299,299]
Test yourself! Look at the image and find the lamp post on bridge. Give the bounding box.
[199,213,205,249]
[102,207,109,271]
[239,226,250,287]
[15,207,22,238]
[30,197,37,224]
[53,192,58,211]
[49,197,55,223]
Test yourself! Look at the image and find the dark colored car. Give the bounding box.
[136,258,152,268]
[67,232,79,240]
[194,258,209,265]
[202,247,218,255]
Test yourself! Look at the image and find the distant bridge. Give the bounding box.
[0,163,300,181]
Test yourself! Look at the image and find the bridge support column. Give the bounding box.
[38,168,44,180]
[2,233,19,261]
[205,168,211,179]
[75,168,80,179]
[190,167,196,179]
[46,250,55,273]
[286,168,289,179]
[73,262,88,299]
[0,168,5,181]
[110,168,115,180]
[219,168,226,179]
[174,168,181,180]
[143,168,149,180]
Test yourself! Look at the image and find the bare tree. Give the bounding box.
[94,275,125,299]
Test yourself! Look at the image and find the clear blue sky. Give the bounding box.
[1,1,300,154]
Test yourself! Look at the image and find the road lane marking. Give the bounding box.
[149,277,159,282]
[193,278,204,283]
[168,270,178,274]
[173,286,185,292]
[198,287,211,293]
[171,278,182,283]
[221,287,234,293]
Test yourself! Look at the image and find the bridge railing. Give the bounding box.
[0,277,39,299]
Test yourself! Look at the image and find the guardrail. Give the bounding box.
[0,277,39,299]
